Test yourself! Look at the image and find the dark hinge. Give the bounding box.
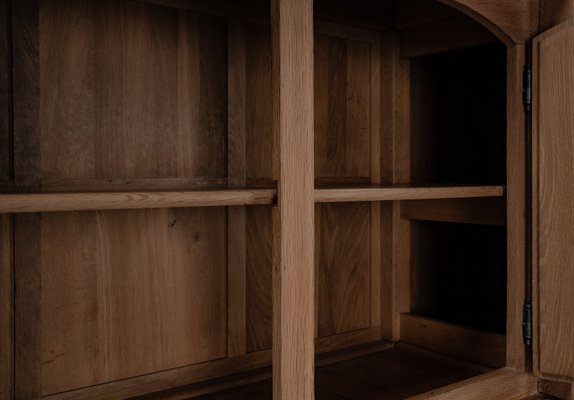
[523,300,533,347]
[523,62,532,112]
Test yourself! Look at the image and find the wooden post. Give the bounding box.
[271,0,315,399]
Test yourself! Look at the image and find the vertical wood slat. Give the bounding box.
[0,0,13,396]
[506,44,526,370]
[12,0,42,398]
[0,215,14,399]
[380,33,411,341]
[271,0,315,398]
[227,18,248,358]
[370,35,382,333]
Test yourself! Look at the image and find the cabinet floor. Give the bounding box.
[194,344,496,400]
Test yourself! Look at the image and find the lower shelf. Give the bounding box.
[194,344,492,400]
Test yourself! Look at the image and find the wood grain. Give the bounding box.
[407,368,538,400]
[0,0,10,184]
[0,215,13,400]
[246,22,274,183]
[246,206,273,353]
[533,18,574,384]
[315,185,505,203]
[317,203,371,337]
[401,197,507,226]
[538,379,574,399]
[506,44,527,370]
[401,314,506,368]
[271,0,315,398]
[227,18,248,358]
[40,208,227,395]
[0,189,276,213]
[437,0,539,45]
[39,0,227,186]
[540,0,574,31]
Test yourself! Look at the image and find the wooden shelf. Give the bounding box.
[0,188,277,214]
[314,185,505,203]
[401,197,507,226]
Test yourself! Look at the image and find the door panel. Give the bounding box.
[533,18,574,388]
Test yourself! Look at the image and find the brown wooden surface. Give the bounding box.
[315,185,505,203]
[401,197,506,226]
[533,18,574,385]
[194,344,491,400]
[506,44,527,370]
[407,368,538,400]
[437,0,539,45]
[227,18,248,359]
[538,379,573,399]
[39,0,226,186]
[40,208,227,395]
[272,0,315,399]
[400,314,506,368]
[0,215,13,400]
[400,14,497,58]
[0,189,276,213]
[540,0,574,31]
[317,203,371,337]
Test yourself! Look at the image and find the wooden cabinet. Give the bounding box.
[1,0,574,399]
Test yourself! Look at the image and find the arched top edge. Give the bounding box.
[436,0,540,45]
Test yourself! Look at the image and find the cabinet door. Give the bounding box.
[533,18,574,399]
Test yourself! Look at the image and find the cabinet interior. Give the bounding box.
[1,0,513,398]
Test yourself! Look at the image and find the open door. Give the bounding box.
[533,18,574,400]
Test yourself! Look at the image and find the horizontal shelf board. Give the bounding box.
[401,197,507,226]
[0,189,277,214]
[314,185,505,203]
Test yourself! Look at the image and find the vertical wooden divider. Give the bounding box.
[227,18,248,358]
[271,0,315,398]
[370,36,382,335]
[506,44,526,370]
[380,33,411,341]
[0,216,14,399]
[13,0,42,398]
[0,0,14,397]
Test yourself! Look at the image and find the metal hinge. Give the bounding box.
[523,300,533,347]
[523,60,532,112]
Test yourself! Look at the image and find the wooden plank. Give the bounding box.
[506,44,527,370]
[39,0,227,185]
[0,215,13,400]
[436,0,539,45]
[401,197,507,226]
[406,368,538,400]
[12,0,42,399]
[0,189,277,214]
[533,18,574,384]
[40,208,228,395]
[246,206,273,353]
[41,350,273,400]
[370,34,382,336]
[245,22,274,184]
[227,18,248,359]
[379,32,397,341]
[538,379,574,399]
[271,0,315,398]
[0,0,11,184]
[314,185,505,203]
[317,203,371,337]
[400,314,506,368]
[540,1,574,31]
[400,15,497,59]
[394,39,412,341]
